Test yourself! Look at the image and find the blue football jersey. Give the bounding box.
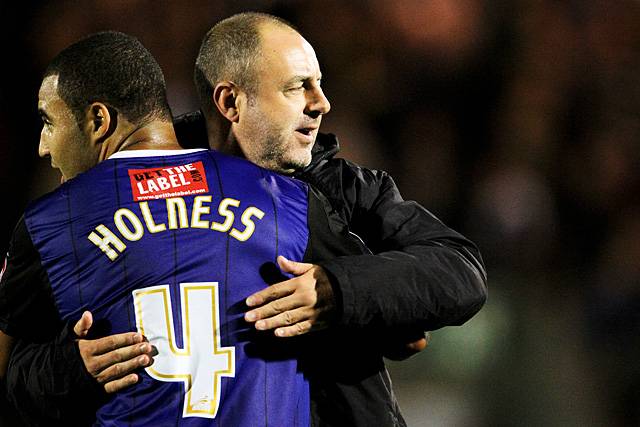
[22,149,314,426]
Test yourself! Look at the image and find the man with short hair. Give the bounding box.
[0,30,372,426]
[193,12,485,338]
[190,13,487,425]
[5,12,487,427]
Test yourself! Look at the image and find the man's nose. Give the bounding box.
[38,139,49,158]
[305,87,331,117]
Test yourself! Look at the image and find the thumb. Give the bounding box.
[407,332,431,352]
[73,310,93,338]
[277,255,313,276]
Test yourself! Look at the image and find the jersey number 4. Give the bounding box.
[132,283,235,419]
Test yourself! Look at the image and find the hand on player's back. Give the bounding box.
[244,256,336,337]
[74,311,155,393]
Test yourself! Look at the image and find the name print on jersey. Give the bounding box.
[87,196,265,261]
[129,161,209,201]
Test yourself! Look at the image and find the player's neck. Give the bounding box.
[101,121,182,160]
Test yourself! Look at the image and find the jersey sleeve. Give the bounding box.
[0,216,60,342]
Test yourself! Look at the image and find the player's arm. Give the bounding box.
[3,320,154,426]
[0,217,154,423]
[72,310,155,393]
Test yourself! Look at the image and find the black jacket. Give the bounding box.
[294,131,487,427]
[2,112,487,427]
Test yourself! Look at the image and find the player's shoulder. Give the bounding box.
[208,149,310,194]
[26,149,209,207]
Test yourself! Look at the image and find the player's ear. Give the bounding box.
[85,102,115,144]
[213,81,242,123]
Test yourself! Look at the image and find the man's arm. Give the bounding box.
[4,317,153,425]
[181,113,484,337]
[244,155,487,334]
[72,311,154,394]
[320,162,487,330]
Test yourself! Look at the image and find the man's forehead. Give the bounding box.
[259,26,321,78]
[38,75,60,104]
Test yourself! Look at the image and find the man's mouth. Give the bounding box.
[297,128,312,135]
[295,127,318,142]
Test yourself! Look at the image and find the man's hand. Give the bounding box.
[407,334,430,353]
[0,330,14,379]
[244,256,335,337]
[74,311,155,393]
[383,332,431,361]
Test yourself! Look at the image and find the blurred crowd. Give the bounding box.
[1,1,639,425]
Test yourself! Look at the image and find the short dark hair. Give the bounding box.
[194,12,297,115]
[44,31,172,126]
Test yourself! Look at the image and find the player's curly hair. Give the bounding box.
[44,31,172,127]
[194,12,298,117]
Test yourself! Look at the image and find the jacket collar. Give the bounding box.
[300,132,340,174]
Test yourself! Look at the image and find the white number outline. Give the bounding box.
[133,282,235,418]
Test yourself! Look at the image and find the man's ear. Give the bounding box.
[213,81,242,123]
[85,102,114,145]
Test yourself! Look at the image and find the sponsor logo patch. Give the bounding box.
[129,161,209,201]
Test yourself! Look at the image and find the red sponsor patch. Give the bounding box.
[128,161,209,201]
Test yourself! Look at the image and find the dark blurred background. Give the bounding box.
[1,1,639,425]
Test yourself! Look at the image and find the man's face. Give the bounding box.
[234,25,331,174]
[38,75,95,182]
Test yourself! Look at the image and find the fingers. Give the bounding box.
[80,333,151,377]
[94,347,154,389]
[254,306,315,333]
[383,332,432,361]
[277,256,313,276]
[245,289,323,337]
[246,285,315,319]
[77,329,157,395]
[245,280,296,308]
[245,260,317,308]
[245,261,330,338]
[103,373,139,394]
[274,319,314,337]
[81,338,152,374]
[84,332,144,357]
[73,311,93,338]
[406,337,428,352]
